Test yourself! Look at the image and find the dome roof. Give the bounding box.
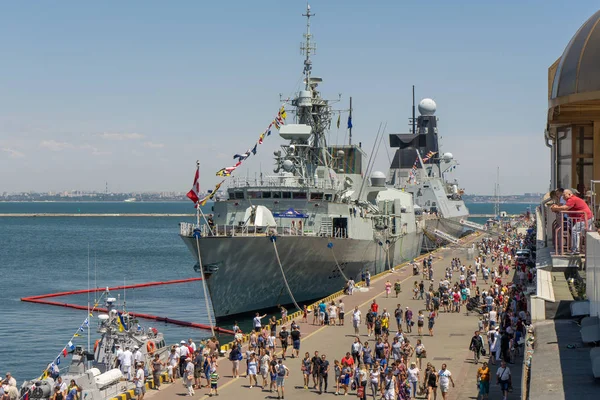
[551,10,600,100]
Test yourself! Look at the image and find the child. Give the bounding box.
[167,364,174,383]
[209,370,219,397]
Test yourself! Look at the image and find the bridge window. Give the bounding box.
[262,192,272,199]
[282,192,291,199]
[248,191,262,199]
[234,191,244,199]
[273,192,281,199]
[310,192,323,200]
[293,192,307,199]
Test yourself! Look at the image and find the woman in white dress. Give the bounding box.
[328,302,338,326]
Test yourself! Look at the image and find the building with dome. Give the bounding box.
[540,10,600,382]
[547,10,600,194]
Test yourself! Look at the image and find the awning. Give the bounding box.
[273,208,308,218]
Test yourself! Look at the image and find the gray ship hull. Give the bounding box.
[182,232,421,319]
[422,216,467,250]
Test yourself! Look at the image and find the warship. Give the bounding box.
[388,94,470,249]
[179,5,423,319]
[20,295,170,400]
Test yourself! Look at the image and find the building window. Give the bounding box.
[557,127,572,188]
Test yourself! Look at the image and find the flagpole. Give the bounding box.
[196,160,201,227]
[349,96,353,145]
[87,244,91,369]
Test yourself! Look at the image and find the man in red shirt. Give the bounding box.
[370,300,379,316]
[341,352,354,368]
[552,189,593,253]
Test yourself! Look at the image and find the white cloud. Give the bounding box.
[98,133,144,140]
[79,144,111,156]
[1,148,25,158]
[39,140,74,151]
[143,141,165,148]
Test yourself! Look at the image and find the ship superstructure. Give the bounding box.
[179,5,423,319]
[388,97,469,248]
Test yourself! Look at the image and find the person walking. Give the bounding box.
[424,363,437,400]
[318,354,330,394]
[134,362,147,400]
[183,358,195,396]
[394,279,402,297]
[407,361,420,398]
[275,359,289,400]
[352,306,362,336]
[385,280,392,298]
[301,352,311,389]
[496,360,511,400]
[395,304,403,331]
[476,362,490,400]
[381,370,396,400]
[415,339,426,370]
[151,354,164,391]
[428,310,436,336]
[437,364,455,400]
[405,307,413,333]
[470,331,485,364]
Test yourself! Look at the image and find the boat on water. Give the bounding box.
[123,198,137,202]
[179,5,423,320]
[388,95,470,249]
[20,295,170,400]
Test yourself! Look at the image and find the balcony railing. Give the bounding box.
[553,211,592,255]
[180,222,348,239]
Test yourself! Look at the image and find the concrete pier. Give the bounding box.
[134,233,522,400]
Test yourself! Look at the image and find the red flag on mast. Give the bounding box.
[186,163,200,206]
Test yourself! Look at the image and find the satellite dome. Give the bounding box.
[442,152,453,161]
[370,171,386,187]
[418,98,437,116]
[282,160,294,172]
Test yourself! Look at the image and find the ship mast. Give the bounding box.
[301,4,315,90]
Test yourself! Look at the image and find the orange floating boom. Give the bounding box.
[20,278,234,335]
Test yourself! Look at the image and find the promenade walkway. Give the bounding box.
[143,234,523,400]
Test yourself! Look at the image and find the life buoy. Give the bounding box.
[94,339,100,352]
[147,341,156,354]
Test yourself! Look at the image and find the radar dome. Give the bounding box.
[442,152,453,161]
[418,98,437,116]
[370,171,386,187]
[282,160,294,172]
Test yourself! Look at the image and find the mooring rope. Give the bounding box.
[195,235,215,337]
[327,242,349,282]
[271,236,301,311]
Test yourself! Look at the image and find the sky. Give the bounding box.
[0,1,598,195]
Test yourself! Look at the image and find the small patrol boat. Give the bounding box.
[20,294,170,400]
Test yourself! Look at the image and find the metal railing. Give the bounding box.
[227,176,341,190]
[180,221,348,239]
[553,211,591,255]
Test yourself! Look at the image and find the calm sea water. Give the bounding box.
[0,201,536,382]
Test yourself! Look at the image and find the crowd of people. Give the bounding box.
[4,223,534,400]
[190,223,534,400]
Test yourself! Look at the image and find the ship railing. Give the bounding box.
[553,211,591,256]
[227,176,340,190]
[181,222,348,239]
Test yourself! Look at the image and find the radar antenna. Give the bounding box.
[301,4,316,88]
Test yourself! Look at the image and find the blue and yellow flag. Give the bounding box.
[117,312,127,332]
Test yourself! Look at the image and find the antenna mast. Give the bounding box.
[494,167,500,218]
[301,4,316,88]
[412,85,416,135]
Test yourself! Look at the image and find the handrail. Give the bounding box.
[180,221,348,239]
[553,211,590,255]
